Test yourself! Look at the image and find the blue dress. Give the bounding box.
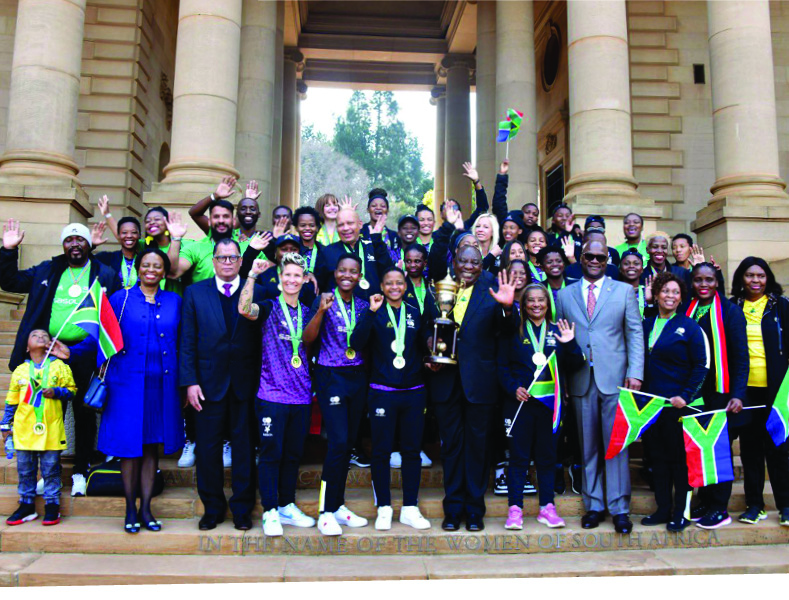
[142,301,164,445]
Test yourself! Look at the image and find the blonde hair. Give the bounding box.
[647,231,670,246]
[281,252,306,273]
[472,212,500,250]
[314,194,339,221]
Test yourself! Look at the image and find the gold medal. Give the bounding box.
[359,279,370,290]
[345,348,356,360]
[68,284,83,298]
[393,356,406,369]
[291,355,302,369]
[33,422,46,436]
[391,340,399,353]
[532,352,547,367]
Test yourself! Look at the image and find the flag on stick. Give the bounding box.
[682,410,734,488]
[71,279,124,366]
[605,388,667,459]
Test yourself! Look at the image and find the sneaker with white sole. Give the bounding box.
[375,505,393,530]
[493,472,508,496]
[6,502,37,526]
[390,451,402,469]
[400,505,430,530]
[523,476,537,495]
[318,512,342,536]
[278,503,316,528]
[71,473,86,497]
[420,451,432,468]
[505,505,523,530]
[537,503,566,528]
[177,441,196,468]
[222,441,232,468]
[36,478,44,496]
[334,504,368,527]
[262,508,283,536]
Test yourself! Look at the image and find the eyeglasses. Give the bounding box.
[582,253,608,263]
[214,255,241,263]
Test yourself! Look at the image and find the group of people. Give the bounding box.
[1,159,788,539]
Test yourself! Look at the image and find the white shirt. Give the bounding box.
[215,275,240,296]
[581,276,605,303]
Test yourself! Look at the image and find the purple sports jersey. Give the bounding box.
[317,295,369,368]
[258,299,311,405]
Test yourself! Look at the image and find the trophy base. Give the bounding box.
[425,355,457,366]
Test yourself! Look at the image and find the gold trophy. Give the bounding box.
[425,275,461,365]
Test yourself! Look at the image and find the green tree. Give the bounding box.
[332,91,432,213]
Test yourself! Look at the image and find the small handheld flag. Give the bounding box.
[71,279,124,367]
[682,410,734,488]
[529,352,562,433]
[496,108,524,159]
[766,368,789,447]
[605,388,667,460]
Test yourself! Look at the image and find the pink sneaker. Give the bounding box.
[505,505,523,530]
[537,503,565,528]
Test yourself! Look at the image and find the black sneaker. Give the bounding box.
[696,510,732,529]
[6,502,37,526]
[738,506,767,524]
[349,448,371,468]
[42,503,61,526]
[640,512,668,526]
[569,464,582,495]
[667,517,691,532]
[493,472,508,496]
[523,476,537,495]
[780,507,789,527]
[554,466,566,495]
[689,504,708,522]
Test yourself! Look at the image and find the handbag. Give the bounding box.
[86,457,164,497]
[83,289,130,413]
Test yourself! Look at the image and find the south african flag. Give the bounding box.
[529,352,562,433]
[683,411,734,488]
[766,368,789,447]
[605,388,666,460]
[72,279,124,367]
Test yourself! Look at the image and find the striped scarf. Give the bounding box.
[686,293,729,393]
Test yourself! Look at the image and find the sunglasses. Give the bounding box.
[214,255,241,264]
[582,253,608,263]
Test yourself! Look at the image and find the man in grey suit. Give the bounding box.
[556,238,645,534]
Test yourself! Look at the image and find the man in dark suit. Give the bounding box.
[428,245,516,532]
[180,238,263,531]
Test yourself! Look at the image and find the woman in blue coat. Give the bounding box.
[74,247,182,533]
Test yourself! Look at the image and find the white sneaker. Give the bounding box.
[318,512,343,536]
[71,473,86,497]
[420,451,433,468]
[400,505,431,530]
[375,505,393,530]
[262,508,283,536]
[278,503,316,528]
[334,504,368,527]
[390,451,402,468]
[36,478,44,495]
[222,441,232,468]
[177,441,196,468]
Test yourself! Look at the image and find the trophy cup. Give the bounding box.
[425,275,461,365]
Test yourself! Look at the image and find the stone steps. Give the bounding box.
[3,544,789,585]
[1,512,788,558]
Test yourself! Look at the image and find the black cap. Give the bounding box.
[502,211,525,229]
[398,215,419,229]
[275,233,301,247]
[585,215,605,229]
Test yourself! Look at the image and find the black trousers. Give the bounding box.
[66,348,98,476]
[256,399,310,512]
[643,407,691,519]
[505,399,556,508]
[556,396,581,467]
[432,376,496,518]
[739,386,789,511]
[368,387,426,507]
[194,390,256,518]
[315,365,367,513]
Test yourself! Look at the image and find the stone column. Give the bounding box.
[693,0,789,283]
[279,48,303,210]
[430,87,446,212]
[270,1,284,206]
[295,81,307,206]
[476,0,496,187]
[495,0,537,207]
[564,0,657,236]
[147,0,242,208]
[235,0,277,218]
[442,55,474,215]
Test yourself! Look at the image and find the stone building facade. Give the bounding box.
[0,0,787,285]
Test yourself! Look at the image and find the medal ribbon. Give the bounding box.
[304,245,317,273]
[334,288,356,349]
[27,359,51,426]
[278,295,303,362]
[685,294,729,393]
[68,264,90,289]
[122,256,138,288]
[648,314,673,351]
[528,261,546,283]
[548,281,565,322]
[344,242,367,282]
[526,320,546,355]
[412,278,426,314]
[386,303,407,361]
[637,285,645,319]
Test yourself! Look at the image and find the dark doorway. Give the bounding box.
[545,163,565,219]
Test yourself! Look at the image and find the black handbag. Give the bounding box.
[86,457,165,497]
[83,289,130,413]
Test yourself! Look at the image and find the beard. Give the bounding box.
[211,226,232,242]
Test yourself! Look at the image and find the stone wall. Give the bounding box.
[772,0,789,185]
[0,0,17,159]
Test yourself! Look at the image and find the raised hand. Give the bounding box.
[710,254,721,271]
[689,244,705,266]
[215,175,237,199]
[499,159,509,175]
[272,216,290,239]
[164,213,188,239]
[561,236,576,263]
[445,205,464,230]
[563,213,576,233]
[339,195,359,212]
[91,222,108,247]
[318,292,334,313]
[250,231,273,251]
[97,195,111,218]
[245,180,261,200]
[644,274,654,303]
[490,245,503,258]
[2,219,25,249]
[251,258,272,276]
[369,294,384,312]
[555,319,576,343]
[47,339,70,360]
[461,162,479,183]
[370,214,386,235]
[490,269,516,307]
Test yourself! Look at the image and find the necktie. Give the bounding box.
[587,282,596,320]
[223,283,232,298]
